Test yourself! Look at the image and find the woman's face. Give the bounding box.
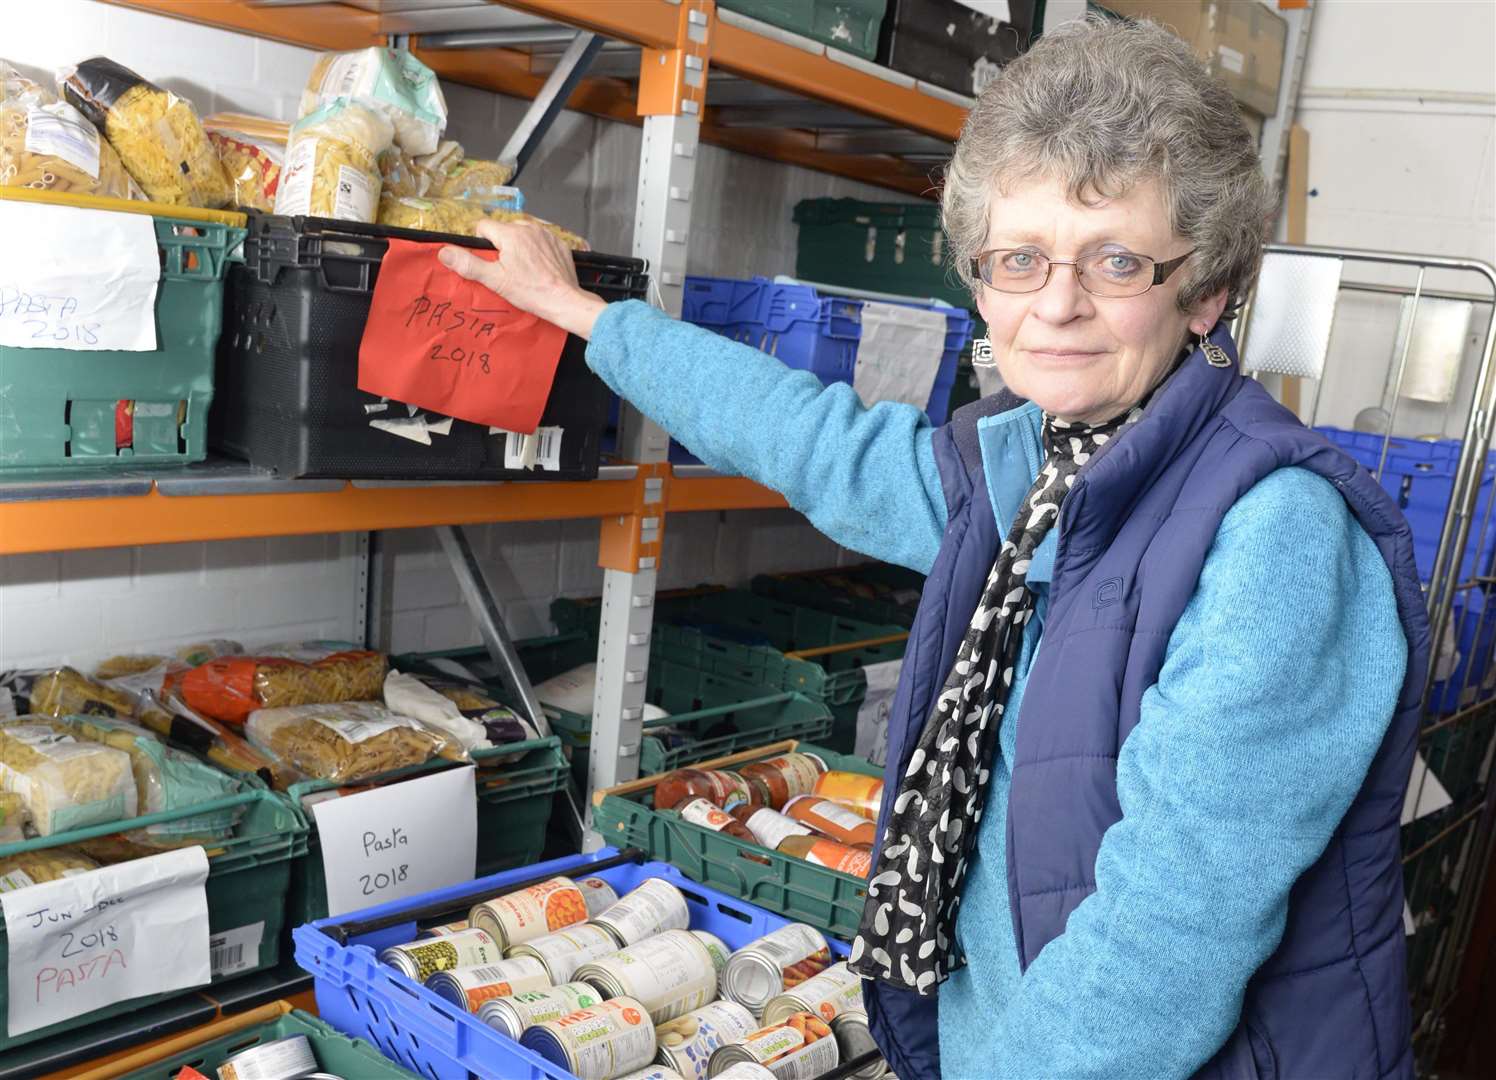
[975,175,1228,424]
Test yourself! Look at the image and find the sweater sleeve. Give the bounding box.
[585,300,948,573]
[987,466,1408,1079]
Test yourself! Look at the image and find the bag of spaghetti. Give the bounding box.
[202,114,288,212]
[274,100,391,223]
[51,714,243,845]
[175,649,388,726]
[0,718,136,837]
[58,57,232,207]
[377,192,487,236]
[301,46,447,156]
[245,701,466,786]
[0,59,140,199]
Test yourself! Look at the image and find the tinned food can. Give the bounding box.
[578,875,621,916]
[477,980,602,1040]
[592,878,691,947]
[705,1013,839,1079]
[761,961,864,1026]
[706,1065,776,1080]
[217,1034,317,1080]
[575,928,721,1024]
[519,996,657,1080]
[379,928,502,983]
[416,919,471,939]
[470,875,612,949]
[692,930,730,978]
[830,1012,888,1079]
[615,1069,686,1080]
[424,956,550,1013]
[507,922,621,984]
[720,924,832,1017]
[654,1000,757,1080]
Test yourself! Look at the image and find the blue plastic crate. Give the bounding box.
[1317,427,1496,582]
[293,849,850,1080]
[1430,586,1496,714]
[682,275,972,425]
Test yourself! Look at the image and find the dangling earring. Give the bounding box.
[972,336,994,368]
[1200,330,1232,368]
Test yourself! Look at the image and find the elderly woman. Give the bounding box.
[443,17,1428,1079]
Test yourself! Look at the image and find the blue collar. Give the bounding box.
[974,402,1056,585]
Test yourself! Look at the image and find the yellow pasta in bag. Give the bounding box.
[59,57,232,208]
[0,60,140,199]
[377,193,487,236]
[275,100,391,223]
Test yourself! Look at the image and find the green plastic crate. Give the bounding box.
[720,0,887,60]
[285,737,569,926]
[0,789,306,1052]
[593,740,881,940]
[118,1007,416,1079]
[552,591,907,752]
[403,639,835,791]
[0,188,245,471]
[751,563,925,628]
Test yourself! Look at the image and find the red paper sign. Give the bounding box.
[356,238,567,433]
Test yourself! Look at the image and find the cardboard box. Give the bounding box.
[1100,1,1288,116]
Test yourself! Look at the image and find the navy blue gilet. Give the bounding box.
[862,324,1430,1079]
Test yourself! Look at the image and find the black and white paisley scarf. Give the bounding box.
[848,406,1143,995]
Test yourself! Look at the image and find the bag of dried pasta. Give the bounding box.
[59,57,232,207]
[2,665,179,746]
[275,100,391,223]
[1,59,141,199]
[301,46,447,156]
[376,193,487,236]
[379,146,433,198]
[245,701,466,786]
[0,718,136,836]
[0,847,99,893]
[177,650,388,725]
[0,791,26,843]
[489,208,589,251]
[204,125,285,212]
[51,714,243,844]
[435,156,514,198]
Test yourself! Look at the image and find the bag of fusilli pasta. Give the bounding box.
[0,59,140,199]
[275,100,391,223]
[59,57,232,208]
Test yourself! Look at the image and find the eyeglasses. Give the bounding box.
[970,248,1195,298]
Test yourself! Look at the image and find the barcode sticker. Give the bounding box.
[497,426,563,472]
[210,921,264,978]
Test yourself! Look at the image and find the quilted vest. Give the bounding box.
[862,324,1430,1080]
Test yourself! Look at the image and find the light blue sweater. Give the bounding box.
[586,300,1406,1079]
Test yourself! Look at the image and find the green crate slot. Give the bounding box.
[118,1008,416,1079]
[284,737,568,927]
[592,741,881,940]
[0,193,244,471]
[751,563,925,629]
[719,0,887,60]
[0,790,305,1052]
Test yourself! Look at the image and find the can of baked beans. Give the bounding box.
[591,878,691,947]
[379,928,502,983]
[829,1012,887,1079]
[761,961,864,1026]
[416,919,472,939]
[477,980,602,1039]
[470,875,614,950]
[575,928,721,1024]
[707,1065,777,1080]
[705,1013,839,1079]
[424,956,550,1012]
[217,1034,317,1080]
[476,980,600,1039]
[654,999,757,1080]
[615,1068,686,1080]
[720,925,832,1018]
[519,996,657,1080]
[578,876,622,917]
[507,922,621,984]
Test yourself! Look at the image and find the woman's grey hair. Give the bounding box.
[942,15,1274,314]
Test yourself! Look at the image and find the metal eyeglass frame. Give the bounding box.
[969,248,1196,296]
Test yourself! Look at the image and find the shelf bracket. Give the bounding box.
[498,30,604,185]
[436,524,546,735]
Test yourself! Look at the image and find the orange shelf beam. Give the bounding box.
[103,0,381,51]
[0,479,638,555]
[667,476,788,513]
[488,0,681,50]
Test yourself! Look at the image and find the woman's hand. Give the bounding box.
[438,219,608,340]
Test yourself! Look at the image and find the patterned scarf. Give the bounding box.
[848,406,1142,995]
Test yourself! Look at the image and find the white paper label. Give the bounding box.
[745,808,813,850]
[1402,753,1454,825]
[0,201,160,352]
[1217,44,1246,75]
[24,104,101,179]
[854,659,903,768]
[311,766,477,917]
[334,162,377,222]
[209,921,264,978]
[312,714,409,744]
[2,847,210,1036]
[853,303,947,413]
[274,136,318,216]
[1403,902,1415,937]
[495,426,563,472]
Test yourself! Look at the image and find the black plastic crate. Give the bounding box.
[212,214,647,480]
[876,0,1045,99]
